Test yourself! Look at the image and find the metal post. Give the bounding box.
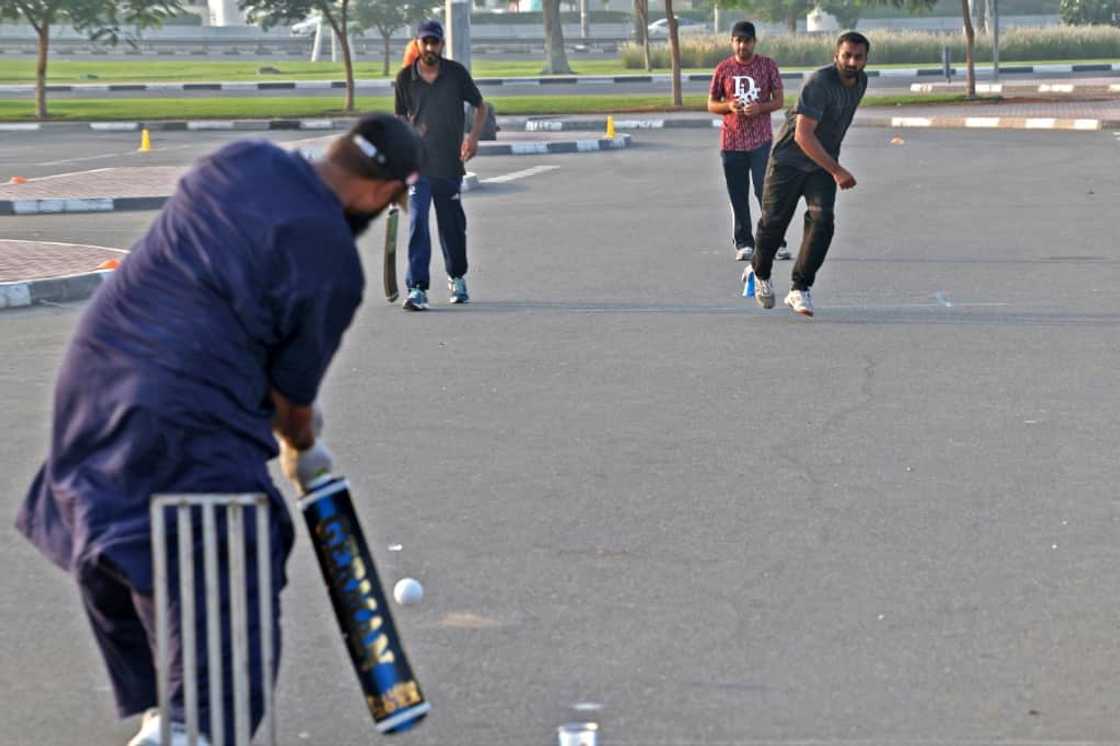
[151,502,172,746]
[202,503,225,746]
[445,0,472,72]
[256,498,276,746]
[228,503,251,746]
[713,4,722,34]
[310,20,323,63]
[991,0,1000,82]
[177,503,200,745]
[942,45,951,83]
[580,0,589,40]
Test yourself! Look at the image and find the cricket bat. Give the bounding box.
[383,206,400,303]
[299,476,430,734]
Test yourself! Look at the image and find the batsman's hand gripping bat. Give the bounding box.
[299,476,430,734]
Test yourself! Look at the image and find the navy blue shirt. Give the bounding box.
[16,141,364,592]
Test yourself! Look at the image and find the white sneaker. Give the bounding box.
[755,277,775,309]
[785,288,814,317]
[448,276,469,304]
[128,709,212,746]
[734,245,754,262]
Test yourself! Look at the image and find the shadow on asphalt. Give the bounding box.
[384,301,1120,327]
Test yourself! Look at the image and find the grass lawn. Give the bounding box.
[0,92,986,122]
[0,57,1113,84]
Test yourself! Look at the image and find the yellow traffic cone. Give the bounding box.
[605,115,616,140]
[138,128,152,153]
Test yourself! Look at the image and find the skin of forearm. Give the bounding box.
[795,118,842,175]
[271,389,315,451]
[469,101,487,140]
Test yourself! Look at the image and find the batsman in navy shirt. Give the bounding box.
[16,114,422,746]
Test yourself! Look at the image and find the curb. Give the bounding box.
[0,171,488,217]
[0,196,168,216]
[0,268,112,309]
[876,114,1116,131]
[910,81,1120,95]
[0,118,348,133]
[517,113,1120,132]
[520,117,717,132]
[478,133,630,155]
[1,63,1117,98]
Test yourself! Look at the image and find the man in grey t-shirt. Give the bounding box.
[746,31,870,317]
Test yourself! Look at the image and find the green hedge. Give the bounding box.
[469,11,631,24]
[621,25,1120,68]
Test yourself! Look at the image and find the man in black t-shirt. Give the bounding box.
[394,19,487,311]
[746,31,870,318]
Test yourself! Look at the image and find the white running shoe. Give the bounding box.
[128,709,212,746]
[785,288,814,317]
[734,245,754,262]
[402,287,429,311]
[448,276,469,304]
[755,277,775,309]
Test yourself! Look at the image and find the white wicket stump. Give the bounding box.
[150,494,277,746]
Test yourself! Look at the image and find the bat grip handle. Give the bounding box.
[305,473,335,493]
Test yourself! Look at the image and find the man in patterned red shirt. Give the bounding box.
[708,21,788,262]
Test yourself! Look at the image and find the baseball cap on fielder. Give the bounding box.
[731,21,756,39]
[416,19,444,41]
[345,114,422,187]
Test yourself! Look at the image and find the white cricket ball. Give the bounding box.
[393,577,424,606]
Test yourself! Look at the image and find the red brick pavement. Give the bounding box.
[0,166,185,201]
[0,239,126,283]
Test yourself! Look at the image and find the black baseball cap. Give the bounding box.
[346,114,422,186]
[416,19,444,40]
[731,21,756,39]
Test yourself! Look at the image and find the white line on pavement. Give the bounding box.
[480,165,560,184]
[35,144,193,168]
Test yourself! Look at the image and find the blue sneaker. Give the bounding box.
[402,287,429,311]
[448,276,469,304]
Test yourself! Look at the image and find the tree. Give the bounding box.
[540,0,573,74]
[351,0,426,77]
[664,0,682,106]
[1,0,180,120]
[633,0,651,70]
[960,0,976,97]
[1059,0,1118,24]
[242,0,358,111]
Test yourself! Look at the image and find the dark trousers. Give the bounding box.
[78,518,282,745]
[720,144,770,249]
[751,162,838,290]
[406,176,468,291]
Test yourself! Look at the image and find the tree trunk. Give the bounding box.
[541,0,573,74]
[961,0,976,98]
[383,33,391,77]
[341,31,355,111]
[785,13,798,32]
[665,0,682,107]
[634,0,651,71]
[36,22,50,120]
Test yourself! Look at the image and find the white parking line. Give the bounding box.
[481,165,560,184]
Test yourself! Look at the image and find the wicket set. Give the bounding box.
[150,494,277,746]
